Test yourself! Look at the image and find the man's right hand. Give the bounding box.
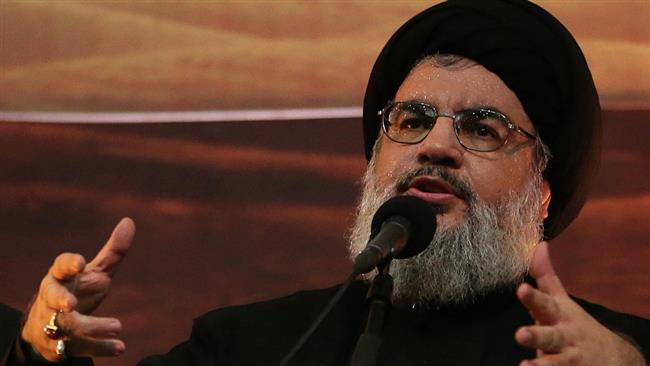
[20,218,136,362]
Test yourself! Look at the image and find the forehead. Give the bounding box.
[395,60,534,132]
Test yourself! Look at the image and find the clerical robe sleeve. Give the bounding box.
[0,303,92,366]
[136,315,220,366]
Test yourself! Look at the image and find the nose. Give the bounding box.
[415,115,463,168]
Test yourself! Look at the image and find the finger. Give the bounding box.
[74,271,112,296]
[88,218,136,275]
[50,253,86,282]
[519,347,581,366]
[517,283,561,325]
[515,325,565,353]
[40,276,78,312]
[530,242,566,297]
[66,337,125,358]
[57,311,122,339]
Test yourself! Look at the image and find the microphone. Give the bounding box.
[353,196,437,274]
[277,197,435,366]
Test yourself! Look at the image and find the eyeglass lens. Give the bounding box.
[383,102,511,151]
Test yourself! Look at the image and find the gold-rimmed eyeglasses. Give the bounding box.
[378,101,537,152]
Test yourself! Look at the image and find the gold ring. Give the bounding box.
[43,310,65,340]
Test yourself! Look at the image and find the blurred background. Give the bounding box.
[1,2,648,365]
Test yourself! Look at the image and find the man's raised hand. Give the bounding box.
[515,241,646,366]
[21,218,135,362]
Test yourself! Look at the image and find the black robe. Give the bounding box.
[3,282,650,365]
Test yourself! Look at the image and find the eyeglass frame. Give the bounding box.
[377,100,537,152]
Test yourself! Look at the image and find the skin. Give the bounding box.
[374,60,645,365]
[18,61,645,365]
[517,242,646,366]
[20,218,135,361]
[374,60,550,231]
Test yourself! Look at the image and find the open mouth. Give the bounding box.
[411,176,456,194]
[404,176,463,204]
[409,176,458,196]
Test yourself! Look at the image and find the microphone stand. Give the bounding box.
[349,260,393,366]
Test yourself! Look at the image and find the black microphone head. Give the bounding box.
[370,196,437,259]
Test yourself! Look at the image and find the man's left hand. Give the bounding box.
[515,241,646,366]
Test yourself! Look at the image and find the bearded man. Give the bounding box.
[3,1,649,365]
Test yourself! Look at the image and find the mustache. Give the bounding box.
[395,166,476,203]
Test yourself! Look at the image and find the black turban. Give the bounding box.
[362,0,601,240]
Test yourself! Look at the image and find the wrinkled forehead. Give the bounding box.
[396,56,534,132]
[363,0,601,240]
[363,1,594,156]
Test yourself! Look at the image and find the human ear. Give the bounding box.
[540,180,551,220]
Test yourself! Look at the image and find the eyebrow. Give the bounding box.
[468,104,506,114]
[401,100,508,116]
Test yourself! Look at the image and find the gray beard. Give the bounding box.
[347,159,544,306]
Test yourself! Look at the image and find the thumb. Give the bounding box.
[88,218,136,275]
[530,241,566,296]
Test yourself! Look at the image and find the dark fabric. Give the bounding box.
[1,303,23,365]
[0,303,92,366]
[362,0,601,240]
[138,281,650,366]
[3,284,648,366]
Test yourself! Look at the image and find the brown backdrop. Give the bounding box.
[1,1,649,111]
[1,2,649,365]
[1,110,649,366]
